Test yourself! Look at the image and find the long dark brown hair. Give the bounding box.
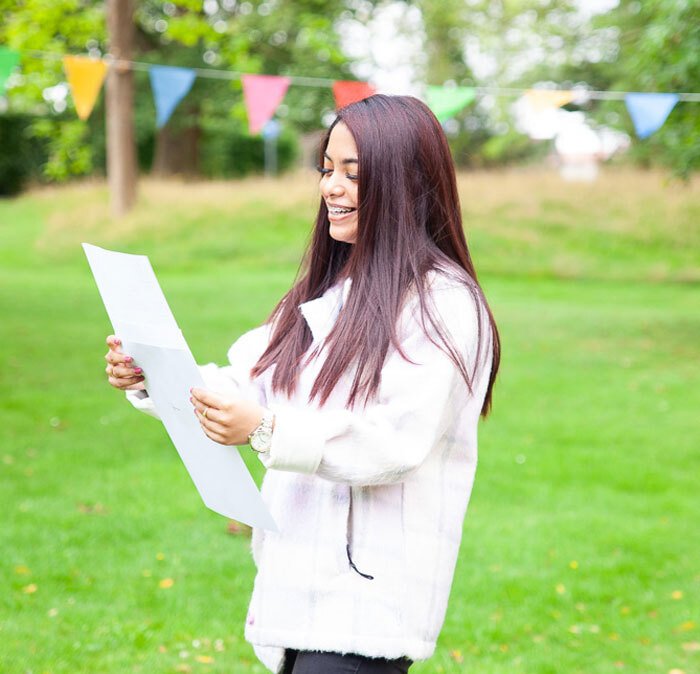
[251,94,500,416]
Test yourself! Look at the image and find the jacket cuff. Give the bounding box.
[125,389,161,419]
[259,405,324,475]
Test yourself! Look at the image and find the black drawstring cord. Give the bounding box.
[346,544,374,580]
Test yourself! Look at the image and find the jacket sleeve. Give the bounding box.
[260,286,491,486]
[125,324,271,419]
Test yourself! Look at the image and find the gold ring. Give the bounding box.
[202,407,209,419]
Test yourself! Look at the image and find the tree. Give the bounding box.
[0,0,360,181]
[106,0,137,215]
[590,0,700,178]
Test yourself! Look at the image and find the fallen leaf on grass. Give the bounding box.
[77,502,108,515]
[555,583,566,595]
[682,642,700,652]
[22,583,38,594]
[47,608,58,618]
[175,666,191,673]
[671,590,683,600]
[676,621,695,632]
[449,650,463,663]
[195,655,214,664]
[14,565,30,575]
[668,669,685,674]
[227,521,252,536]
[159,578,174,589]
[569,560,578,570]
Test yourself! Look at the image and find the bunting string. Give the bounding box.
[14,48,700,101]
[1,45,699,140]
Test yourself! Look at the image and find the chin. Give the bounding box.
[329,224,357,244]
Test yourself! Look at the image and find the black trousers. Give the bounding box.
[281,650,412,674]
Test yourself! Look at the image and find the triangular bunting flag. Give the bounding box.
[426,86,476,122]
[625,92,679,139]
[524,89,576,111]
[149,65,197,128]
[0,47,20,96]
[63,55,108,120]
[332,80,375,109]
[242,74,290,135]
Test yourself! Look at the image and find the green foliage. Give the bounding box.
[200,123,298,178]
[0,113,47,195]
[0,0,363,183]
[518,0,699,178]
[593,0,700,179]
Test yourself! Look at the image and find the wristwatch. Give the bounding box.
[248,409,275,454]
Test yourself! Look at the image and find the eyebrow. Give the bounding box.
[323,152,358,166]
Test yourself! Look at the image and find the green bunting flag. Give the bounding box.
[0,47,20,95]
[426,85,476,122]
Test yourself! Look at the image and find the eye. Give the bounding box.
[316,165,332,177]
[346,173,358,181]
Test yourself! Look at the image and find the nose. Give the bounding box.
[322,171,345,198]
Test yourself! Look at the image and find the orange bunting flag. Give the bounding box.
[63,55,108,120]
[524,89,576,112]
[333,80,376,110]
[242,74,291,135]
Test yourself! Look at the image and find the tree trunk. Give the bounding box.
[106,0,137,216]
[151,104,201,178]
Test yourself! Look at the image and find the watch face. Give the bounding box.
[252,429,272,452]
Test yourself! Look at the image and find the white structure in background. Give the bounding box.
[514,93,630,181]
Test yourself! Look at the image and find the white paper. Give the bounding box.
[83,242,276,531]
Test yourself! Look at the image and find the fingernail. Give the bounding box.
[134,367,142,374]
[115,339,121,345]
[124,356,132,363]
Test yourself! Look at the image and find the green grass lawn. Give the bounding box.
[1,171,698,674]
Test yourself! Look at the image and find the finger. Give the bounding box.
[108,374,144,390]
[191,397,224,423]
[106,335,122,349]
[105,351,135,366]
[195,408,227,433]
[124,381,146,391]
[191,387,228,410]
[200,426,228,445]
[111,364,144,379]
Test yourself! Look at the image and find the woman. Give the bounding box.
[105,94,500,674]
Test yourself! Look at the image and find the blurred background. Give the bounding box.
[0,1,698,673]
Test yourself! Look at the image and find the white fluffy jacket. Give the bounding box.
[127,269,492,673]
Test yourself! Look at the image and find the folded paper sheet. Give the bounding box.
[83,243,276,531]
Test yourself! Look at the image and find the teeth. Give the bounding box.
[329,207,353,214]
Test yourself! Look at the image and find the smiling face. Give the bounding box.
[319,122,359,245]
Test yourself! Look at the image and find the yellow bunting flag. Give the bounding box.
[524,89,576,111]
[63,55,108,120]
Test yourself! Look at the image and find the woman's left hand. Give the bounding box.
[190,388,267,446]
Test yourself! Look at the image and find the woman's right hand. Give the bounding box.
[105,335,146,391]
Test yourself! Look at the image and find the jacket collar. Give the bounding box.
[298,277,352,343]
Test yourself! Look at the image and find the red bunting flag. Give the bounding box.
[333,80,375,109]
[242,74,290,135]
